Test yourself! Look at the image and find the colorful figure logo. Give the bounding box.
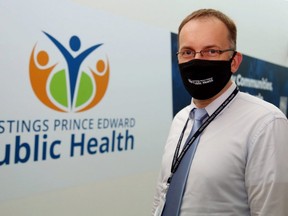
[29,31,109,112]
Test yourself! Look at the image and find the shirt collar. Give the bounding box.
[190,82,237,116]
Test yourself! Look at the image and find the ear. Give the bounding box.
[231,52,243,74]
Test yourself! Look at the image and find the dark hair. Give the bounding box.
[178,9,237,49]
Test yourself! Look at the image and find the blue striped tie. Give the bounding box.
[162,108,208,216]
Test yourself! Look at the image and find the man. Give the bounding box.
[152,9,288,216]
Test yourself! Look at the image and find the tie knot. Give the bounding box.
[192,108,208,122]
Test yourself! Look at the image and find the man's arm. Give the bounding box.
[245,116,288,215]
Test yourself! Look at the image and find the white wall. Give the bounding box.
[0,1,172,215]
[72,0,288,67]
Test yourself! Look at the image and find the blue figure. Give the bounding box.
[43,31,102,108]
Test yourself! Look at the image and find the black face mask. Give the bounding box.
[178,54,236,100]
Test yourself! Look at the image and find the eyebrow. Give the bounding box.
[179,45,220,51]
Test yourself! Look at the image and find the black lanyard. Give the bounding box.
[168,87,239,184]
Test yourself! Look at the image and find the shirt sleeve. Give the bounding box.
[151,129,174,216]
[245,115,288,216]
[151,111,186,215]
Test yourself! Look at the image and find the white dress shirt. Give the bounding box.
[152,82,288,216]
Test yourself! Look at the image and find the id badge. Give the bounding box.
[154,195,166,216]
[154,184,169,216]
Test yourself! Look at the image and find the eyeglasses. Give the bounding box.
[176,48,235,60]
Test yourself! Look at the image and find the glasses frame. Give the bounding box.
[176,48,235,60]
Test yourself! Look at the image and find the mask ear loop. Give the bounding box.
[230,51,237,62]
[229,51,238,74]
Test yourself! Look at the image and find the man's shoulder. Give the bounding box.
[237,92,286,119]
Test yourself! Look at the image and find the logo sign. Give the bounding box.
[29,31,110,113]
[0,1,172,210]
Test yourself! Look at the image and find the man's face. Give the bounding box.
[178,17,232,63]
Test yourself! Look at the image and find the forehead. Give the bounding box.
[178,17,230,50]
